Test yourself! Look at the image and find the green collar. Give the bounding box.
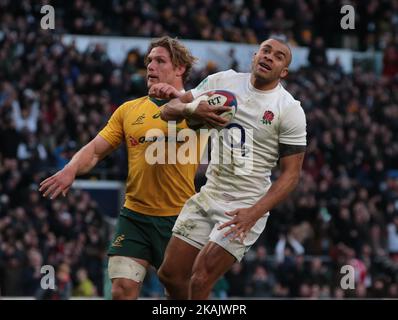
[149,97,170,107]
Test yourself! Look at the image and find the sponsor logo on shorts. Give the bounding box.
[173,219,197,238]
[112,234,125,247]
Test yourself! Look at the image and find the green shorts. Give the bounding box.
[108,207,177,269]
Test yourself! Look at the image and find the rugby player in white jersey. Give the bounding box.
[149,38,307,299]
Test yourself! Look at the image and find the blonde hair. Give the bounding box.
[145,36,197,83]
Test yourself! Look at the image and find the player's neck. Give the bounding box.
[250,76,280,92]
[173,81,184,92]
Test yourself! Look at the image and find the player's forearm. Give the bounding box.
[64,142,101,176]
[161,91,194,121]
[161,99,186,122]
[251,171,300,219]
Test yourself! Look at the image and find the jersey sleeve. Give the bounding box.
[190,69,236,99]
[98,103,126,147]
[279,102,307,146]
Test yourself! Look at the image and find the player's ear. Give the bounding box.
[175,65,186,78]
[252,52,257,64]
[280,67,289,79]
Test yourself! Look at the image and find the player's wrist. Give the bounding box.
[182,102,196,118]
[182,96,206,118]
[64,163,78,176]
[250,204,268,218]
[174,90,184,98]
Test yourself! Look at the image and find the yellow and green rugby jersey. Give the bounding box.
[99,96,201,217]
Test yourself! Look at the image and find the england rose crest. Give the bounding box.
[262,110,274,125]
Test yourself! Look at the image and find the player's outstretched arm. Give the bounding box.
[148,83,185,100]
[219,147,305,242]
[39,135,114,199]
[160,90,195,122]
[161,90,230,127]
[250,149,305,215]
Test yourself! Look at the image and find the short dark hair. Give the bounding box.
[145,36,197,83]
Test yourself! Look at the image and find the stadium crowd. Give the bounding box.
[1,1,398,298]
[2,0,398,51]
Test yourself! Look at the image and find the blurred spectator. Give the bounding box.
[355,283,368,298]
[369,276,388,298]
[308,37,327,68]
[0,118,20,159]
[388,283,398,298]
[272,282,290,298]
[211,276,229,299]
[247,265,275,297]
[22,249,43,296]
[275,233,305,264]
[387,214,398,259]
[319,285,331,299]
[246,245,274,274]
[225,262,248,297]
[307,257,330,286]
[333,287,345,299]
[11,89,40,133]
[382,43,398,79]
[73,268,97,297]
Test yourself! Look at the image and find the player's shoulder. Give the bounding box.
[117,96,147,111]
[211,69,248,80]
[278,84,302,111]
[125,96,148,106]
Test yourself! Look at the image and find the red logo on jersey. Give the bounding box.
[128,135,139,147]
[262,110,274,125]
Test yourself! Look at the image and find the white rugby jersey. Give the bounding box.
[190,69,307,208]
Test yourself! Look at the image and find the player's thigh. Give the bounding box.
[172,194,214,248]
[191,241,236,283]
[160,236,200,279]
[149,215,177,270]
[209,209,270,262]
[108,210,153,263]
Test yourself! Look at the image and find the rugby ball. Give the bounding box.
[187,90,238,130]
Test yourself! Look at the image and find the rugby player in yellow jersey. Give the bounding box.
[38,36,229,300]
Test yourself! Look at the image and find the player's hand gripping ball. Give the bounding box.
[187,90,238,130]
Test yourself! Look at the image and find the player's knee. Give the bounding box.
[158,263,187,289]
[108,256,147,300]
[111,279,139,300]
[158,264,175,287]
[111,281,125,300]
[190,270,210,291]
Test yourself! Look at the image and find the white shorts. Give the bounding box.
[172,191,269,261]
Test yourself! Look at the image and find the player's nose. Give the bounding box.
[264,54,273,63]
[147,61,156,71]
